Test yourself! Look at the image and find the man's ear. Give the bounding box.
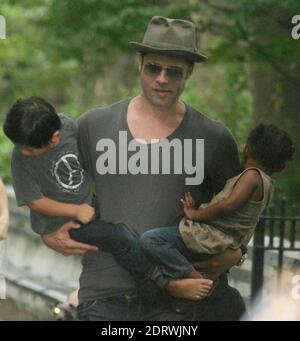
[137,53,143,72]
[186,63,194,79]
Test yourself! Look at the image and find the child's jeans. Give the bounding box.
[69,217,152,279]
[70,217,166,293]
[140,225,209,279]
[70,218,207,288]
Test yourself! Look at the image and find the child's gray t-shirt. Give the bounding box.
[11,114,93,234]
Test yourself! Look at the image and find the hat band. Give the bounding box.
[143,40,197,53]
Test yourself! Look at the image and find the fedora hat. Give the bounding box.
[129,16,206,63]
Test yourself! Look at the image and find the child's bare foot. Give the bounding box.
[166,278,213,301]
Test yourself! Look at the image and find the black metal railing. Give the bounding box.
[250,198,300,301]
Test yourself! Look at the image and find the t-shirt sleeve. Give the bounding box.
[11,151,44,206]
[210,126,242,194]
[60,113,78,132]
[77,115,93,173]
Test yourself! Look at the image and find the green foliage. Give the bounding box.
[182,62,253,146]
[0,129,13,183]
[0,0,299,207]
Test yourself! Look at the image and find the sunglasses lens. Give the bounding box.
[144,63,162,76]
[144,62,184,81]
[166,68,183,80]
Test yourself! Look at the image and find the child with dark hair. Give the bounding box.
[3,97,96,230]
[139,124,295,295]
[3,97,172,293]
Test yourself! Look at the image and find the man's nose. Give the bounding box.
[155,69,168,84]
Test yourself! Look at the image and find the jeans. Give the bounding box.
[69,217,153,280]
[76,293,142,321]
[71,219,210,288]
[141,225,209,279]
[76,274,247,321]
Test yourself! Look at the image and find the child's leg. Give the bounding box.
[141,226,214,300]
[140,226,204,280]
[69,218,153,278]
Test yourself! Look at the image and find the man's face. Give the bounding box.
[139,53,193,109]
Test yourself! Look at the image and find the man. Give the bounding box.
[42,16,247,320]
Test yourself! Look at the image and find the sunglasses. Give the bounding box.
[143,62,185,81]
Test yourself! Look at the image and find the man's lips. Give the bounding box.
[153,89,172,98]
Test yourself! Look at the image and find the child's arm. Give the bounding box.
[182,169,261,222]
[0,179,10,241]
[28,198,95,224]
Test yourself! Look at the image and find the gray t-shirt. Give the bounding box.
[77,98,241,303]
[11,114,93,235]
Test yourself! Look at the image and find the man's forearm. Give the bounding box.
[28,197,78,218]
[242,229,254,246]
[193,248,242,276]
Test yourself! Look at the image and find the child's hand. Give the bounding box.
[181,192,196,208]
[183,206,198,220]
[181,192,197,220]
[75,204,96,224]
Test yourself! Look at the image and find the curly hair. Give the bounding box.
[247,124,295,173]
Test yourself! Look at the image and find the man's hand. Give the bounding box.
[193,248,242,277]
[75,204,96,224]
[41,220,98,256]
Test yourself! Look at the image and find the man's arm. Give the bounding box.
[0,179,9,241]
[242,228,254,245]
[190,230,255,277]
[28,197,95,224]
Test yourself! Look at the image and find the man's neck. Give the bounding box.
[127,95,187,142]
[130,94,185,122]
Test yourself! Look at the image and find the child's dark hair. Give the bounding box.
[247,124,295,173]
[3,97,61,148]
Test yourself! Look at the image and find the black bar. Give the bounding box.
[290,204,297,248]
[277,198,286,290]
[251,219,265,302]
[261,215,300,221]
[268,206,275,247]
[253,246,300,251]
